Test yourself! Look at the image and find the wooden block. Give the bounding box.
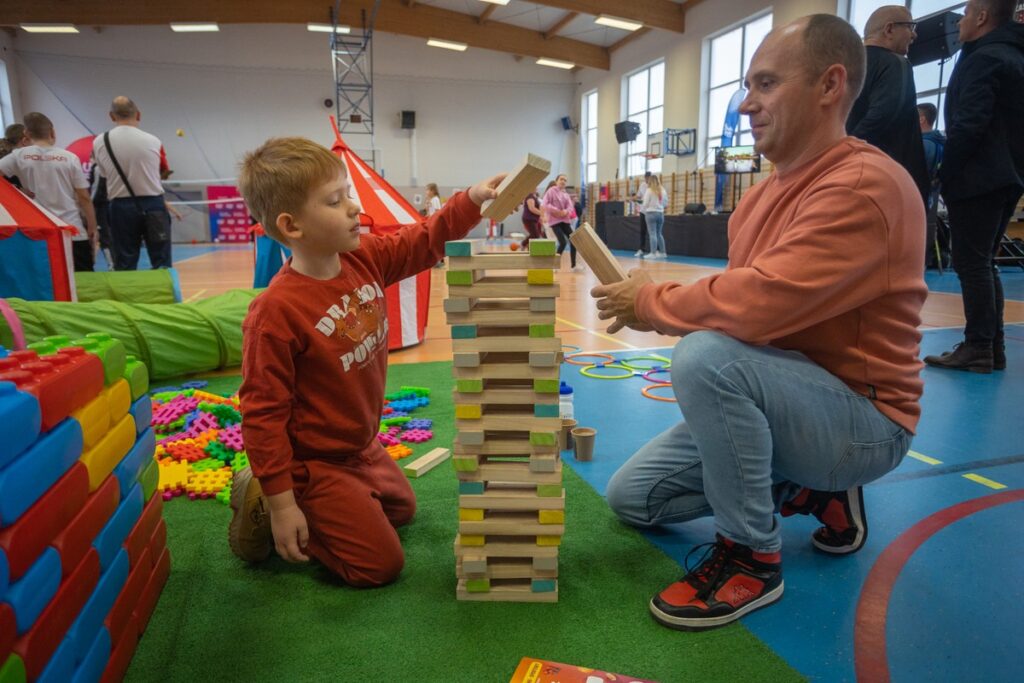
[570,222,628,284]
[459,508,485,522]
[528,324,555,338]
[454,534,559,559]
[533,379,560,393]
[458,481,486,495]
[455,431,485,446]
[537,535,562,546]
[448,276,559,299]
[446,301,555,327]
[460,534,486,546]
[457,578,558,602]
[454,438,557,456]
[533,555,559,571]
[459,487,565,511]
[453,387,559,406]
[526,269,554,285]
[529,455,559,474]
[528,239,557,257]
[530,298,557,312]
[452,456,479,472]
[536,484,564,497]
[402,447,451,478]
[453,353,481,368]
[528,351,558,367]
[480,153,552,221]
[462,555,488,574]
[453,336,561,354]
[445,270,478,286]
[454,404,483,419]
[453,362,559,382]
[447,254,559,271]
[455,379,484,393]
[456,557,558,580]
[459,511,565,537]
[538,509,565,524]
[465,578,491,592]
[456,461,562,484]
[444,240,479,257]
[443,298,473,313]
[456,414,560,432]
[533,403,560,418]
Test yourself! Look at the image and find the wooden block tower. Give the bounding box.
[444,238,564,602]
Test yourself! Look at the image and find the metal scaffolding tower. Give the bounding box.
[331,1,381,168]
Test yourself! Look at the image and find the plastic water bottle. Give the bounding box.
[559,381,574,419]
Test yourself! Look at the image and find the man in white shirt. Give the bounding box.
[0,112,98,271]
[92,96,173,270]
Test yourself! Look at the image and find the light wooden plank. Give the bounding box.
[456,461,563,484]
[453,535,559,558]
[452,363,560,380]
[454,438,558,456]
[448,275,559,299]
[452,387,559,405]
[459,511,565,536]
[569,222,628,284]
[459,487,566,511]
[452,336,562,353]
[456,414,561,432]
[456,579,558,602]
[481,153,552,221]
[402,447,451,478]
[457,557,558,580]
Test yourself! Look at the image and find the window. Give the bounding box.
[0,60,13,130]
[623,61,664,178]
[582,91,598,184]
[704,12,772,164]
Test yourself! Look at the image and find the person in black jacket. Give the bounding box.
[847,6,931,207]
[924,0,1024,373]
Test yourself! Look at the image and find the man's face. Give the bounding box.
[959,0,984,43]
[293,171,363,254]
[888,14,918,56]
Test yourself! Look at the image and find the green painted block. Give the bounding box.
[456,379,483,393]
[466,578,491,593]
[453,457,479,472]
[0,653,26,683]
[534,404,560,418]
[445,240,474,257]
[451,325,478,339]
[532,579,557,593]
[529,431,557,446]
[529,239,556,256]
[536,484,562,498]
[446,270,475,286]
[459,481,486,495]
[139,458,160,502]
[529,324,555,338]
[123,356,149,401]
[533,379,559,393]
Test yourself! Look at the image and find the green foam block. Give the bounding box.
[139,458,160,502]
[123,356,150,401]
[529,240,556,256]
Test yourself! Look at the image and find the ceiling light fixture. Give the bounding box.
[307,23,351,34]
[20,24,79,34]
[536,57,575,70]
[427,38,468,52]
[170,23,220,32]
[595,15,644,32]
[480,0,512,5]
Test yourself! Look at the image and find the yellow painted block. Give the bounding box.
[538,510,565,525]
[158,460,190,492]
[72,392,111,450]
[459,508,485,522]
[454,404,482,420]
[103,379,132,422]
[536,535,562,547]
[460,535,486,546]
[527,269,554,285]
[79,414,137,491]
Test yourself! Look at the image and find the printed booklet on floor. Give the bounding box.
[509,657,657,683]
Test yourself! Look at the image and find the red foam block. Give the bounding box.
[0,348,104,432]
[0,603,14,662]
[13,547,100,680]
[51,475,119,579]
[100,612,138,683]
[134,547,170,636]
[0,463,89,581]
[124,494,163,570]
[104,546,150,648]
[147,518,167,562]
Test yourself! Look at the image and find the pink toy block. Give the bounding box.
[400,429,434,443]
[218,423,244,451]
[377,433,400,447]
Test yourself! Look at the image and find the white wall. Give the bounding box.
[10,25,577,189]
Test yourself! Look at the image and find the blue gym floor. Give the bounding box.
[563,313,1023,679]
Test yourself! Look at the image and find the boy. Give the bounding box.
[230,137,504,586]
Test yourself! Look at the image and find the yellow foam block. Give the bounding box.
[538,510,565,525]
[459,508,485,522]
[158,460,190,492]
[454,404,482,420]
[103,379,132,422]
[72,392,111,450]
[79,414,137,491]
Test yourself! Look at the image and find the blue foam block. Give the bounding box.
[92,483,143,572]
[37,633,77,683]
[71,626,111,683]
[4,546,61,634]
[112,429,155,501]
[0,417,83,526]
[0,547,7,601]
[0,381,42,470]
[67,549,128,664]
[128,397,152,437]
[0,346,6,357]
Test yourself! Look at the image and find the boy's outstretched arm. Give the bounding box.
[267,490,310,563]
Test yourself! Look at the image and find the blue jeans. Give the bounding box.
[645,212,665,254]
[108,196,172,270]
[606,332,911,553]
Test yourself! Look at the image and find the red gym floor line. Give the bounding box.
[853,488,1024,682]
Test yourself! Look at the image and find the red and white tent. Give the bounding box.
[329,119,430,351]
[0,177,77,302]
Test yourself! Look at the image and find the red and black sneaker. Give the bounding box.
[781,486,867,555]
[649,535,784,631]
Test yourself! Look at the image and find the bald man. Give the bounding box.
[592,15,926,630]
[846,6,930,207]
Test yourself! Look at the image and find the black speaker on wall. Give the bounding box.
[613,121,642,144]
[401,110,416,130]
[560,116,574,131]
[908,11,963,66]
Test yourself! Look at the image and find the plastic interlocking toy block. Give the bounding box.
[406,419,433,430]
[163,441,206,463]
[400,429,433,443]
[204,441,234,464]
[157,461,190,492]
[400,385,431,397]
[385,444,413,460]
[181,380,208,390]
[186,469,232,496]
[218,423,244,451]
[377,433,400,447]
[190,458,224,472]
[230,452,249,472]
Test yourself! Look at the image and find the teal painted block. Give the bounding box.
[450,325,478,339]
[532,579,557,593]
[445,241,474,257]
[459,481,486,495]
[534,404,560,418]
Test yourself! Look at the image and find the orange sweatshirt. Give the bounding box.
[635,138,927,432]
[239,192,481,496]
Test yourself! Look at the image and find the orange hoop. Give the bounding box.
[641,382,676,403]
[565,352,615,367]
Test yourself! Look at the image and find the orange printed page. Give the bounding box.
[509,657,658,683]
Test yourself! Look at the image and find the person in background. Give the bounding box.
[0,112,98,271]
[917,103,945,211]
[634,171,652,257]
[424,183,442,217]
[641,175,668,259]
[2,123,32,193]
[543,173,580,271]
[520,186,543,249]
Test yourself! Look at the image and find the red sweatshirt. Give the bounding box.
[635,138,927,432]
[240,192,481,495]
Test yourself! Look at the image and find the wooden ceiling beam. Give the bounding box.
[478,5,498,25]
[528,1,685,33]
[608,27,652,54]
[4,0,610,70]
[543,12,578,40]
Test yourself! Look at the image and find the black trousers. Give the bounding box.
[638,212,649,252]
[551,222,575,267]
[72,240,94,272]
[108,196,172,270]
[946,185,1023,346]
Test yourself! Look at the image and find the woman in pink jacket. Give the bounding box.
[542,173,579,270]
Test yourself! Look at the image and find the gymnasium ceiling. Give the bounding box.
[2,0,710,71]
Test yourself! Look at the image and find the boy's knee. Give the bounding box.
[337,546,406,588]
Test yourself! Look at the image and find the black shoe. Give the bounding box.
[649,535,784,631]
[993,343,1006,371]
[781,486,868,554]
[923,343,993,374]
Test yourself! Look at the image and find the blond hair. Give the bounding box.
[238,137,345,241]
[646,175,662,193]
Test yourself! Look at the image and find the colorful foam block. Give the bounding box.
[147,520,167,562]
[13,548,99,681]
[134,547,169,635]
[36,633,74,683]
[0,604,13,661]
[80,415,136,493]
[128,398,152,437]
[71,627,110,683]
[138,460,159,502]
[70,394,111,452]
[124,495,163,570]
[0,463,89,581]
[0,383,40,471]
[4,548,61,635]
[0,654,25,683]
[102,381,130,424]
[67,550,127,664]
[0,418,83,527]
[122,356,148,402]
[0,348,104,431]
[104,548,148,648]
[100,613,136,683]
[0,551,6,602]
[93,485,143,572]
[84,333,128,387]
[112,429,155,501]
[51,477,119,580]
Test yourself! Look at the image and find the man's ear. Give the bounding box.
[277,212,302,241]
[821,64,847,107]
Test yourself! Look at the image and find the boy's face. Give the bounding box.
[292,170,363,254]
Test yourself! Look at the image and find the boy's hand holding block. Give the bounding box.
[480,154,552,221]
[569,223,627,284]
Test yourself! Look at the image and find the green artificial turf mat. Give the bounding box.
[127,361,802,683]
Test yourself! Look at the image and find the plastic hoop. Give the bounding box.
[642,368,672,383]
[580,363,634,380]
[565,352,614,367]
[619,355,671,372]
[561,344,582,354]
[641,382,676,402]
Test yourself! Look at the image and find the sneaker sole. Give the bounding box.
[647,582,784,631]
[812,486,867,555]
[228,468,271,562]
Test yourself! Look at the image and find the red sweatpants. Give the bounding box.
[291,449,416,587]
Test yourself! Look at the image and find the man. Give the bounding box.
[633,171,651,258]
[925,0,1024,373]
[592,14,926,631]
[918,103,945,208]
[0,113,98,271]
[91,96,174,270]
[847,6,931,206]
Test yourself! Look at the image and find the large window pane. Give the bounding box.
[587,163,597,184]
[628,154,645,178]
[628,71,649,115]
[587,129,597,158]
[707,84,738,142]
[911,0,965,18]
[587,92,598,128]
[710,28,743,87]
[743,14,773,78]
[648,106,664,135]
[649,158,663,174]
[649,62,665,108]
